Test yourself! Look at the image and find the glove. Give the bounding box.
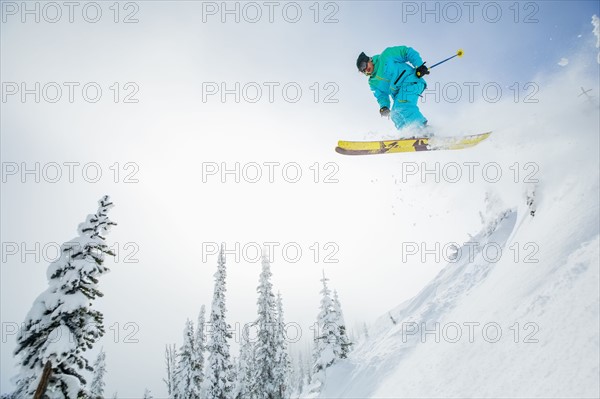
[380,107,390,117]
[415,62,430,78]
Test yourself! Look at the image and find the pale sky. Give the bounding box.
[1,0,599,396]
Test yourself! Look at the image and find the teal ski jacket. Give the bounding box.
[368,46,426,109]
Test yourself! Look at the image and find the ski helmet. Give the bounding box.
[356,52,370,72]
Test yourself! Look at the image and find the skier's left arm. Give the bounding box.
[385,46,424,69]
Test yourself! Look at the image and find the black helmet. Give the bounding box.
[356,52,370,72]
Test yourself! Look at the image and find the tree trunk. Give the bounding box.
[33,361,52,399]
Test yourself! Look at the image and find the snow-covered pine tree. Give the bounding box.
[174,319,202,398]
[311,271,339,390]
[89,348,107,398]
[204,244,234,399]
[12,196,116,398]
[305,350,312,387]
[234,327,257,399]
[332,290,352,359]
[296,353,305,396]
[194,305,206,393]
[273,292,291,399]
[163,344,177,398]
[142,388,154,398]
[254,255,278,398]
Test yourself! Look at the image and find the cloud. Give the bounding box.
[558,58,569,67]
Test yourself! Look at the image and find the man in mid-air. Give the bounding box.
[357,46,430,134]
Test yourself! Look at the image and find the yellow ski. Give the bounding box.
[335,132,492,156]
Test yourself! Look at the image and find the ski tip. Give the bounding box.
[335,146,352,155]
[335,146,371,155]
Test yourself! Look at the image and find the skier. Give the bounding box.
[357,47,430,133]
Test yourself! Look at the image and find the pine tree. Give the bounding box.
[296,354,305,396]
[254,255,278,398]
[234,327,257,399]
[305,349,312,387]
[163,344,178,398]
[194,305,207,393]
[12,196,116,398]
[89,348,107,398]
[332,290,352,359]
[311,271,339,391]
[204,245,234,399]
[143,388,154,398]
[273,292,291,399]
[174,319,202,398]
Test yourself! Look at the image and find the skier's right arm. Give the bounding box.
[370,83,390,110]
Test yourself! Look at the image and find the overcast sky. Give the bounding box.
[1,0,599,396]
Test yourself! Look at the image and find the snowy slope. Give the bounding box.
[314,54,600,398]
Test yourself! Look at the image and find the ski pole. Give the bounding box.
[429,49,464,70]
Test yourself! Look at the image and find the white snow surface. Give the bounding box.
[308,55,600,398]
